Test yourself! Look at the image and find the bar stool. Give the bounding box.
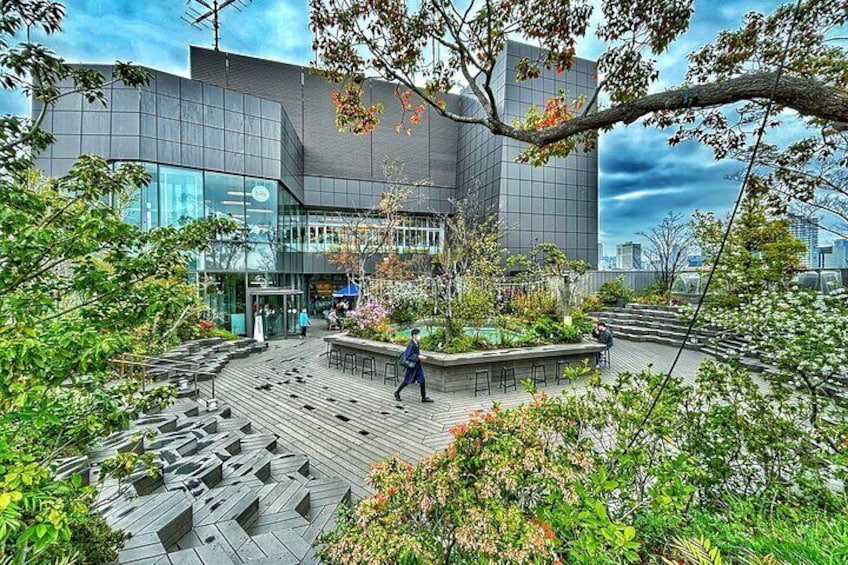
[384,361,399,385]
[556,359,570,385]
[474,368,490,397]
[328,349,342,369]
[531,362,547,387]
[600,348,611,368]
[343,352,357,374]
[500,367,517,393]
[361,356,376,380]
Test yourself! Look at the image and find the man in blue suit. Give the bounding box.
[394,328,434,403]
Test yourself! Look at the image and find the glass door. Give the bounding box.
[284,293,302,337]
[253,295,284,340]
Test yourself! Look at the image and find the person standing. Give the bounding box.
[394,328,433,403]
[298,308,311,339]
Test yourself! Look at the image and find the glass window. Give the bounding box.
[119,162,158,230]
[205,171,245,223]
[159,165,203,226]
[245,178,277,238]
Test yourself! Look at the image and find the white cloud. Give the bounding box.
[608,188,687,202]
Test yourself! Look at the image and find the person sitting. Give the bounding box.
[590,318,601,340]
[595,321,614,367]
[327,307,341,330]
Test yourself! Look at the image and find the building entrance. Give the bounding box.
[246,288,304,340]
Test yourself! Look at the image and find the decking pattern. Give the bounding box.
[206,328,712,501]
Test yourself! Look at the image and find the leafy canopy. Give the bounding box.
[310,0,848,166]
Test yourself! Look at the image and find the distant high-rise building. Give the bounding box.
[598,243,604,269]
[833,239,848,268]
[616,241,642,270]
[789,215,819,269]
[819,246,835,269]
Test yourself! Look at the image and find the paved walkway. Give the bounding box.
[203,328,710,500]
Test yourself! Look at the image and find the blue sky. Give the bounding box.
[1,0,795,252]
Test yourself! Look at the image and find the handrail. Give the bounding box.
[109,354,217,401]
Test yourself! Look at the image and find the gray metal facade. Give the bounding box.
[35,42,598,270]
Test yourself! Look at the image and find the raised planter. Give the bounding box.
[324,334,606,393]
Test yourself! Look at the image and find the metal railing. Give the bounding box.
[110,353,218,402]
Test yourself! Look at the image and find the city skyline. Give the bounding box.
[1,0,829,252]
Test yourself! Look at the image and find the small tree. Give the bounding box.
[638,211,695,297]
[508,241,590,318]
[433,193,507,340]
[0,4,234,559]
[325,160,416,291]
[692,190,805,309]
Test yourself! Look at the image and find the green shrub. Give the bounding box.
[528,316,585,344]
[205,326,239,340]
[39,511,131,564]
[598,275,634,305]
[579,292,605,313]
[511,288,558,322]
[672,501,848,564]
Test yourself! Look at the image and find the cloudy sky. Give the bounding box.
[1,0,799,253]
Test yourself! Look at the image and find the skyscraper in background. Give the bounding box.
[833,239,848,268]
[789,214,819,269]
[616,241,642,270]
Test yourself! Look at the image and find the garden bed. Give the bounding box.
[324,333,605,393]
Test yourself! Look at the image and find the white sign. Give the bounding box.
[251,185,270,203]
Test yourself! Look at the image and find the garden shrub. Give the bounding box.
[346,301,391,340]
[320,361,847,564]
[512,288,558,322]
[529,316,586,344]
[598,275,634,305]
[660,500,848,564]
[579,292,605,313]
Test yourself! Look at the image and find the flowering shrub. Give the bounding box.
[346,300,391,339]
[704,286,848,426]
[319,361,847,564]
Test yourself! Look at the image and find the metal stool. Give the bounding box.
[500,367,517,393]
[384,361,399,385]
[328,349,342,369]
[531,362,547,387]
[361,356,376,380]
[343,352,357,374]
[474,368,490,397]
[600,348,611,368]
[556,359,570,385]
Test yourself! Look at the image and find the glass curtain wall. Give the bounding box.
[117,162,304,335]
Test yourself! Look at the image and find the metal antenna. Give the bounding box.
[183,0,254,51]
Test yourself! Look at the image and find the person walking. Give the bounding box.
[394,328,433,403]
[298,308,311,339]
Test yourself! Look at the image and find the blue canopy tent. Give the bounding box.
[332,283,359,298]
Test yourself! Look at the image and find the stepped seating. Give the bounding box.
[56,339,350,564]
[588,304,742,355]
[588,304,784,375]
[83,399,349,564]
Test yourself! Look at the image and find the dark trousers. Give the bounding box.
[301,326,307,338]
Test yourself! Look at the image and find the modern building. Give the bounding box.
[833,239,848,268]
[34,41,599,336]
[789,214,819,269]
[616,241,642,270]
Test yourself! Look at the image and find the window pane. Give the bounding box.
[205,171,245,222]
[159,165,203,226]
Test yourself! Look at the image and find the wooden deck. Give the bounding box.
[203,328,711,500]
